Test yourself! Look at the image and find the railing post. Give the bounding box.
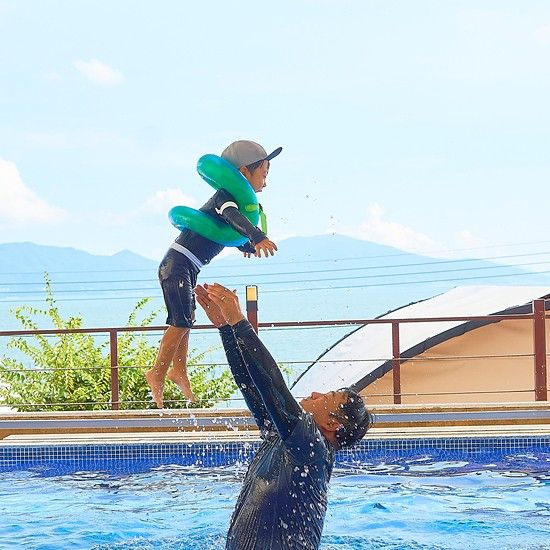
[109,329,120,410]
[533,299,548,401]
[392,321,402,404]
[246,285,259,333]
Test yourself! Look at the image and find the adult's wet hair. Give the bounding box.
[331,389,374,449]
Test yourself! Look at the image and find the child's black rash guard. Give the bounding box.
[174,189,266,265]
[220,320,335,550]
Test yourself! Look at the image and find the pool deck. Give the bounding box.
[0,402,549,446]
[1,424,550,446]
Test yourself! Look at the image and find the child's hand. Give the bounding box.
[254,238,277,258]
[195,284,227,328]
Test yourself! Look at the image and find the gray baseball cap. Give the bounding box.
[221,140,282,169]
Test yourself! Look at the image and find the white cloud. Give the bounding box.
[357,203,440,254]
[74,59,124,86]
[0,158,67,224]
[330,203,447,256]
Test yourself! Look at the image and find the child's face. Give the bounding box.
[241,161,269,193]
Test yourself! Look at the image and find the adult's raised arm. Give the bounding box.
[205,284,302,440]
[195,285,270,432]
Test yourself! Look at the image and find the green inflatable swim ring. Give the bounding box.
[169,154,260,247]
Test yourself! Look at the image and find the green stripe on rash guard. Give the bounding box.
[260,209,267,234]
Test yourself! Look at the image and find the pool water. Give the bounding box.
[0,447,549,550]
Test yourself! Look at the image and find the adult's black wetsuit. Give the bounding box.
[220,320,335,550]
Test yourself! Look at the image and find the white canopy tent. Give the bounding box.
[291,286,550,398]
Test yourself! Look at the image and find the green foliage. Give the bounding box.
[0,274,236,411]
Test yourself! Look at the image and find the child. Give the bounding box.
[145,140,281,408]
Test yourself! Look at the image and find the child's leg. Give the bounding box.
[146,325,188,408]
[167,329,196,402]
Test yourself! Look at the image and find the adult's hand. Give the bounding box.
[204,283,246,326]
[195,285,227,328]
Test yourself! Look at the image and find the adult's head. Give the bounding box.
[300,389,373,449]
[221,140,282,193]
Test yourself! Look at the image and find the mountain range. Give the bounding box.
[1,235,549,331]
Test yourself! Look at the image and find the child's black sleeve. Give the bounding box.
[237,242,256,254]
[214,190,266,245]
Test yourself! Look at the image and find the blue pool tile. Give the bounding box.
[0,435,549,471]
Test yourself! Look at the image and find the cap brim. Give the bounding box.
[264,146,282,162]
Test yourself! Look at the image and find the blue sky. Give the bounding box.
[1,0,550,262]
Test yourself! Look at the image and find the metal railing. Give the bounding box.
[0,296,548,409]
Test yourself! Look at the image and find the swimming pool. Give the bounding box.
[0,437,549,550]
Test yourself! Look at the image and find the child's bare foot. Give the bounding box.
[167,369,197,402]
[145,369,165,408]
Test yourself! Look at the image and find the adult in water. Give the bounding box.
[195,283,373,550]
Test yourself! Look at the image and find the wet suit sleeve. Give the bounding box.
[236,242,256,254]
[214,190,266,246]
[219,325,270,432]
[232,319,303,441]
